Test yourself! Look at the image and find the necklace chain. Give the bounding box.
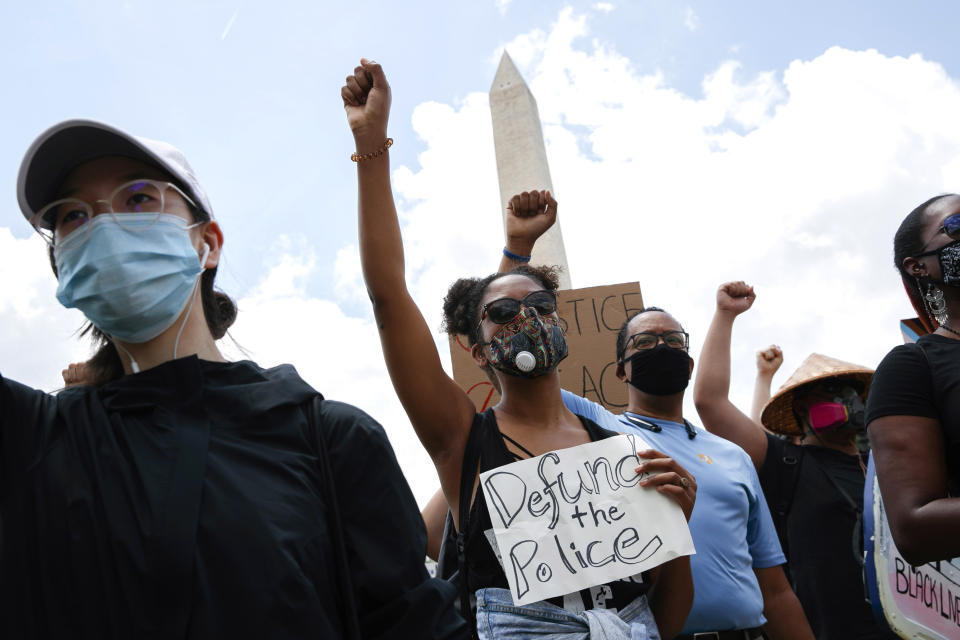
[623,411,697,440]
[940,322,960,338]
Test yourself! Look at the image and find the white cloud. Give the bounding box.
[702,61,785,130]
[386,9,960,431]
[7,8,960,511]
[0,230,95,392]
[223,10,960,504]
[684,6,700,32]
[495,0,512,16]
[594,2,614,13]
[226,238,441,504]
[333,243,366,307]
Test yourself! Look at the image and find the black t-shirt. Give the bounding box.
[0,356,465,639]
[760,434,895,640]
[866,334,960,494]
[462,408,649,612]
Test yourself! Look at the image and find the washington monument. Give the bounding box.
[489,51,572,290]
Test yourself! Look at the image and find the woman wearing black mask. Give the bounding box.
[866,194,960,565]
[342,59,695,639]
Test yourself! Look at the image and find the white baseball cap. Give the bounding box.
[17,119,214,227]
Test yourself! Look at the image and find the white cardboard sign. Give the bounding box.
[479,433,696,605]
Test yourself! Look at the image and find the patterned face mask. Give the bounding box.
[917,239,960,286]
[483,306,568,378]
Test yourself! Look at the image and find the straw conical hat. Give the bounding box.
[760,353,874,436]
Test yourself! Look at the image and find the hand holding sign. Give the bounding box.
[636,449,697,521]
[480,433,695,605]
[505,190,557,257]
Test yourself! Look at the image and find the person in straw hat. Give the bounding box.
[866,194,960,566]
[694,281,896,640]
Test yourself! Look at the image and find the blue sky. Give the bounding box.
[4,1,960,502]
[5,1,960,298]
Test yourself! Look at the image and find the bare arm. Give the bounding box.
[647,557,692,639]
[496,190,557,273]
[750,345,782,424]
[637,449,696,638]
[421,488,448,562]
[869,415,960,564]
[343,61,475,499]
[693,281,769,469]
[754,565,814,640]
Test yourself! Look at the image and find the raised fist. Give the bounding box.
[506,190,557,254]
[756,345,783,377]
[716,281,755,316]
[341,58,391,142]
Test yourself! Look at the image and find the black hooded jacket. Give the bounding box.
[0,356,465,639]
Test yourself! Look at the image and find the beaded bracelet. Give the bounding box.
[503,247,532,263]
[351,138,393,162]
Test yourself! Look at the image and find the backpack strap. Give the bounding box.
[435,509,459,580]
[306,396,362,640]
[770,440,805,565]
[456,415,485,639]
[803,452,865,569]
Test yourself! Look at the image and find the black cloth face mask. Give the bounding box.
[626,344,691,395]
[917,239,960,286]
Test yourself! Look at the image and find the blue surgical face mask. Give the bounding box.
[54,213,208,344]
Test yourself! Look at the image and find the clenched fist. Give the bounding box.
[756,345,783,378]
[506,190,557,255]
[716,281,756,316]
[341,58,391,145]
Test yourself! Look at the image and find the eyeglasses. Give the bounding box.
[621,331,689,359]
[918,213,960,254]
[476,290,558,335]
[29,178,198,247]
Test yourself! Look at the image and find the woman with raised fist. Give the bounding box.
[343,59,695,639]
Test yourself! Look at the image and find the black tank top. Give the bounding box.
[459,408,649,611]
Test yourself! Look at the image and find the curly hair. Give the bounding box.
[442,264,561,345]
[615,307,686,362]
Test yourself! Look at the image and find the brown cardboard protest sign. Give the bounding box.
[448,282,643,412]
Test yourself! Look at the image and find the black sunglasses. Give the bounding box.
[476,290,558,335]
[918,213,960,254]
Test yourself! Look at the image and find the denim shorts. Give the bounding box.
[475,587,660,639]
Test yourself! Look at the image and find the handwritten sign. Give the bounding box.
[479,433,695,605]
[449,282,644,412]
[864,455,960,638]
